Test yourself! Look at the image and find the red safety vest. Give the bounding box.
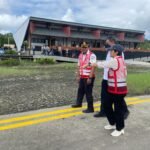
[79,51,94,78]
[108,56,128,94]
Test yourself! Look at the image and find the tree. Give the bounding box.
[23,40,28,51]
[138,40,150,50]
[0,33,15,47]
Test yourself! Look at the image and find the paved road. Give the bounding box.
[0,96,150,150]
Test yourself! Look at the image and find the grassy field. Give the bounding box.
[0,62,150,96]
[127,72,150,95]
[0,62,149,115]
[0,62,76,77]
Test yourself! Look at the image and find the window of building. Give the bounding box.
[125,33,135,38]
[32,38,45,43]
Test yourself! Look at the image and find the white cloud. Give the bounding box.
[0,0,150,38]
[0,0,10,13]
[0,30,10,34]
[0,14,27,34]
[67,0,150,38]
[62,8,75,22]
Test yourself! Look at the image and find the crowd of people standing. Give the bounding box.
[41,45,80,58]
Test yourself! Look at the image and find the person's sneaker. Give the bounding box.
[82,109,94,113]
[104,124,116,130]
[124,110,130,120]
[71,104,82,108]
[111,129,124,137]
[94,112,106,118]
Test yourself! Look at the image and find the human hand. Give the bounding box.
[76,76,80,83]
[82,64,88,69]
[87,78,92,85]
[91,63,97,67]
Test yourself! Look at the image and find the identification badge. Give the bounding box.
[90,55,96,63]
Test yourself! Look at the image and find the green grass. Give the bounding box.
[34,58,56,65]
[127,72,150,95]
[0,62,76,77]
[0,63,149,96]
[0,59,20,66]
[0,67,37,77]
[0,58,56,66]
[94,66,150,96]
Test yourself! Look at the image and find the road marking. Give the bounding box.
[0,112,83,131]
[0,97,140,125]
[0,107,85,124]
[0,98,149,131]
[127,99,150,105]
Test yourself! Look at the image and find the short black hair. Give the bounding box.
[114,49,122,56]
[107,36,116,43]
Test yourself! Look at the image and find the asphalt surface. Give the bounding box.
[0,96,150,150]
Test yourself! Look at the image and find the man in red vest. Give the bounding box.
[72,42,97,113]
[92,44,128,137]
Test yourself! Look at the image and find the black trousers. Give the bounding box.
[76,78,95,110]
[100,79,109,113]
[104,93,127,131]
[100,79,128,114]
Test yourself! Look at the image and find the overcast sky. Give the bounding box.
[0,0,150,38]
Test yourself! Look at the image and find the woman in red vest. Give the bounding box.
[93,44,128,137]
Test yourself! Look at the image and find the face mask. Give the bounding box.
[82,51,87,54]
[105,44,111,48]
[82,48,88,54]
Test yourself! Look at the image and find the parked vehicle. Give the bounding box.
[0,48,5,55]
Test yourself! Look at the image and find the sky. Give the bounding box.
[0,0,150,39]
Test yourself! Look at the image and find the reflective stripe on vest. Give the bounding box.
[108,56,128,94]
[79,51,93,78]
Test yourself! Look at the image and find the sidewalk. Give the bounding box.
[0,95,150,150]
[126,60,150,67]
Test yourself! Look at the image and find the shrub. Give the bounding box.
[35,58,56,65]
[5,50,18,55]
[0,59,20,66]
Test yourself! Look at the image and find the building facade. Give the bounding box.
[14,16,145,52]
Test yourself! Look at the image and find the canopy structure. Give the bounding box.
[13,18,29,51]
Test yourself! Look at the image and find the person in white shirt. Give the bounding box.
[72,42,97,113]
[94,37,115,117]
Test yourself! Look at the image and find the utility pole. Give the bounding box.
[8,36,10,49]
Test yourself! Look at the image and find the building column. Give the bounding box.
[49,37,51,47]
[117,32,125,41]
[92,29,101,39]
[28,21,35,55]
[63,26,71,36]
[137,34,145,42]
[27,32,31,55]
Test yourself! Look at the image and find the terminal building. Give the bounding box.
[14,16,145,53]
